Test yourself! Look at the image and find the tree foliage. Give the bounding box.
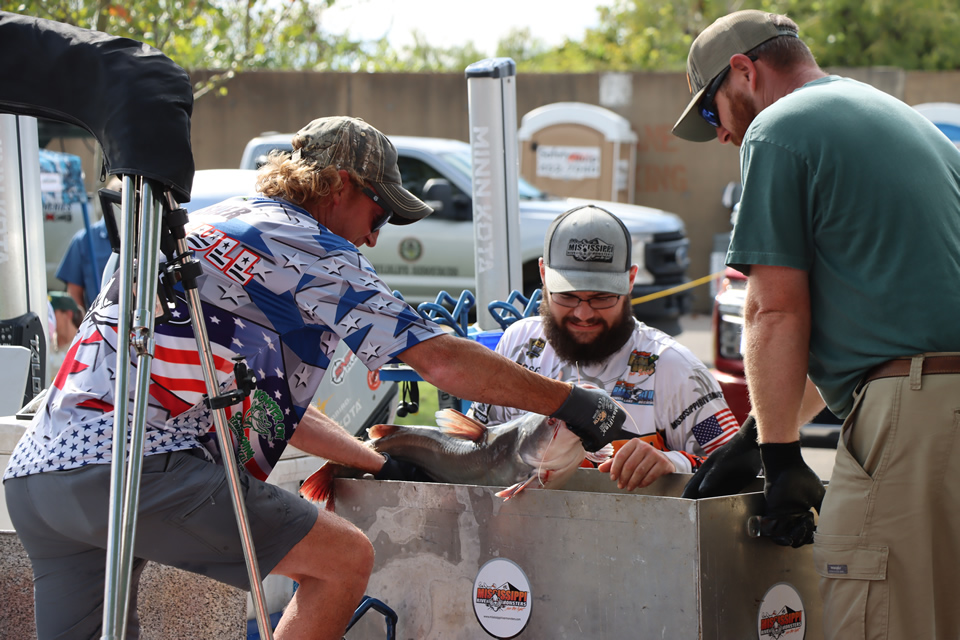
[1,0,375,97]
[3,0,959,76]
[548,0,960,72]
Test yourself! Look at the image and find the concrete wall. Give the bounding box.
[50,68,960,312]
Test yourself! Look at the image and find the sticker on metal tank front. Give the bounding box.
[757,582,806,640]
[472,558,532,639]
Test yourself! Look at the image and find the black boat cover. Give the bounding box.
[0,11,194,202]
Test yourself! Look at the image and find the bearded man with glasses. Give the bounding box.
[469,205,739,491]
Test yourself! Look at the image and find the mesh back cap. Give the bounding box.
[543,205,632,295]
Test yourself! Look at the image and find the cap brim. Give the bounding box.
[671,86,719,143]
[371,182,433,225]
[544,266,631,296]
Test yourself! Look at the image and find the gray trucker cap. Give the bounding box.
[542,205,632,295]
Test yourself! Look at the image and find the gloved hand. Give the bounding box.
[552,385,628,452]
[681,415,762,499]
[373,453,433,482]
[757,441,826,548]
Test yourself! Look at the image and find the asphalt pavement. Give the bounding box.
[674,314,837,481]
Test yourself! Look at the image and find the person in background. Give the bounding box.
[55,176,116,312]
[673,10,960,639]
[46,291,82,381]
[4,116,626,640]
[470,205,739,490]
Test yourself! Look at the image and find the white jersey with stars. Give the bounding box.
[4,196,444,481]
[468,316,738,473]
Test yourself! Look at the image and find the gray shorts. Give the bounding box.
[4,448,317,640]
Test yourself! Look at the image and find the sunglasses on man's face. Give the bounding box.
[698,67,731,128]
[698,55,758,129]
[361,186,394,232]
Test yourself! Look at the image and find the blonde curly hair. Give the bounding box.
[255,150,366,210]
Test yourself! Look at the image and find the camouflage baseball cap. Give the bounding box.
[672,10,799,142]
[291,116,432,224]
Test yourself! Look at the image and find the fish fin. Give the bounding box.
[496,471,550,501]
[299,463,338,511]
[585,443,614,464]
[368,423,400,440]
[434,409,487,442]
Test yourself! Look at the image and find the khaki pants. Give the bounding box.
[813,355,960,640]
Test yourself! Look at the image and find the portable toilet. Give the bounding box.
[518,102,637,203]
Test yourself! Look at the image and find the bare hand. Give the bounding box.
[596,438,675,491]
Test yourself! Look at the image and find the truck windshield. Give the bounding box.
[439,149,548,200]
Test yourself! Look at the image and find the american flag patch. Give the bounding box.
[692,409,739,454]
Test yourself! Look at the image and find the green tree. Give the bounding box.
[1,0,372,96]
[534,0,960,72]
[773,0,960,69]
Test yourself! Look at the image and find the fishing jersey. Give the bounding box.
[4,196,444,482]
[469,317,738,473]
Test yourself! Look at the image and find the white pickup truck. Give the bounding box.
[228,133,692,333]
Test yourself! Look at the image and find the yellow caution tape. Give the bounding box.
[630,271,727,306]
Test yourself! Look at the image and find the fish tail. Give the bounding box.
[299,463,338,511]
[368,423,401,440]
[434,409,487,442]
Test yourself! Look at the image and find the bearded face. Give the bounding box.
[722,84,760,147]
[540,288,636,366]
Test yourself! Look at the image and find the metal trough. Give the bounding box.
[336,471,822,640]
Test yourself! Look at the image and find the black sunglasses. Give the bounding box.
[698,55,758,128]
[361,186,394,232]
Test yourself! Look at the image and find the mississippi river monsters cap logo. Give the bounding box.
[566,237,615,263]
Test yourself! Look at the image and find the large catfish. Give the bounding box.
[300,408,610,508]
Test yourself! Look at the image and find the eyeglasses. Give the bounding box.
[362,186,394,232]
[698,54,758,128]
[550,292,622,310]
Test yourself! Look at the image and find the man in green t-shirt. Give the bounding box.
[672,10,960,640]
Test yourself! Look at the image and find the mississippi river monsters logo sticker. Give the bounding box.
[566,237,614,263]
[757,582,806,640]
[473,558,532,638]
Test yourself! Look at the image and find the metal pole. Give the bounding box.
[115,182,163,634]
[102,175,141,640]
[465,57,523,331]
[173,227,274,639]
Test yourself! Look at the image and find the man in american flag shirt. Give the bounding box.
[3,117,629,640]
[470,205,739,490]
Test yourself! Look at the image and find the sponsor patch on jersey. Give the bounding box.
[671,391,724,430]
[629,350,659,375]
[186,222,262,285]
[525,337,546,359]
[612,380,655,405]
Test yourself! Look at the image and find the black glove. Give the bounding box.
[681,415,762,499]
[552,385,628,452]
[757,441,826,548]
[372,453,433,482]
